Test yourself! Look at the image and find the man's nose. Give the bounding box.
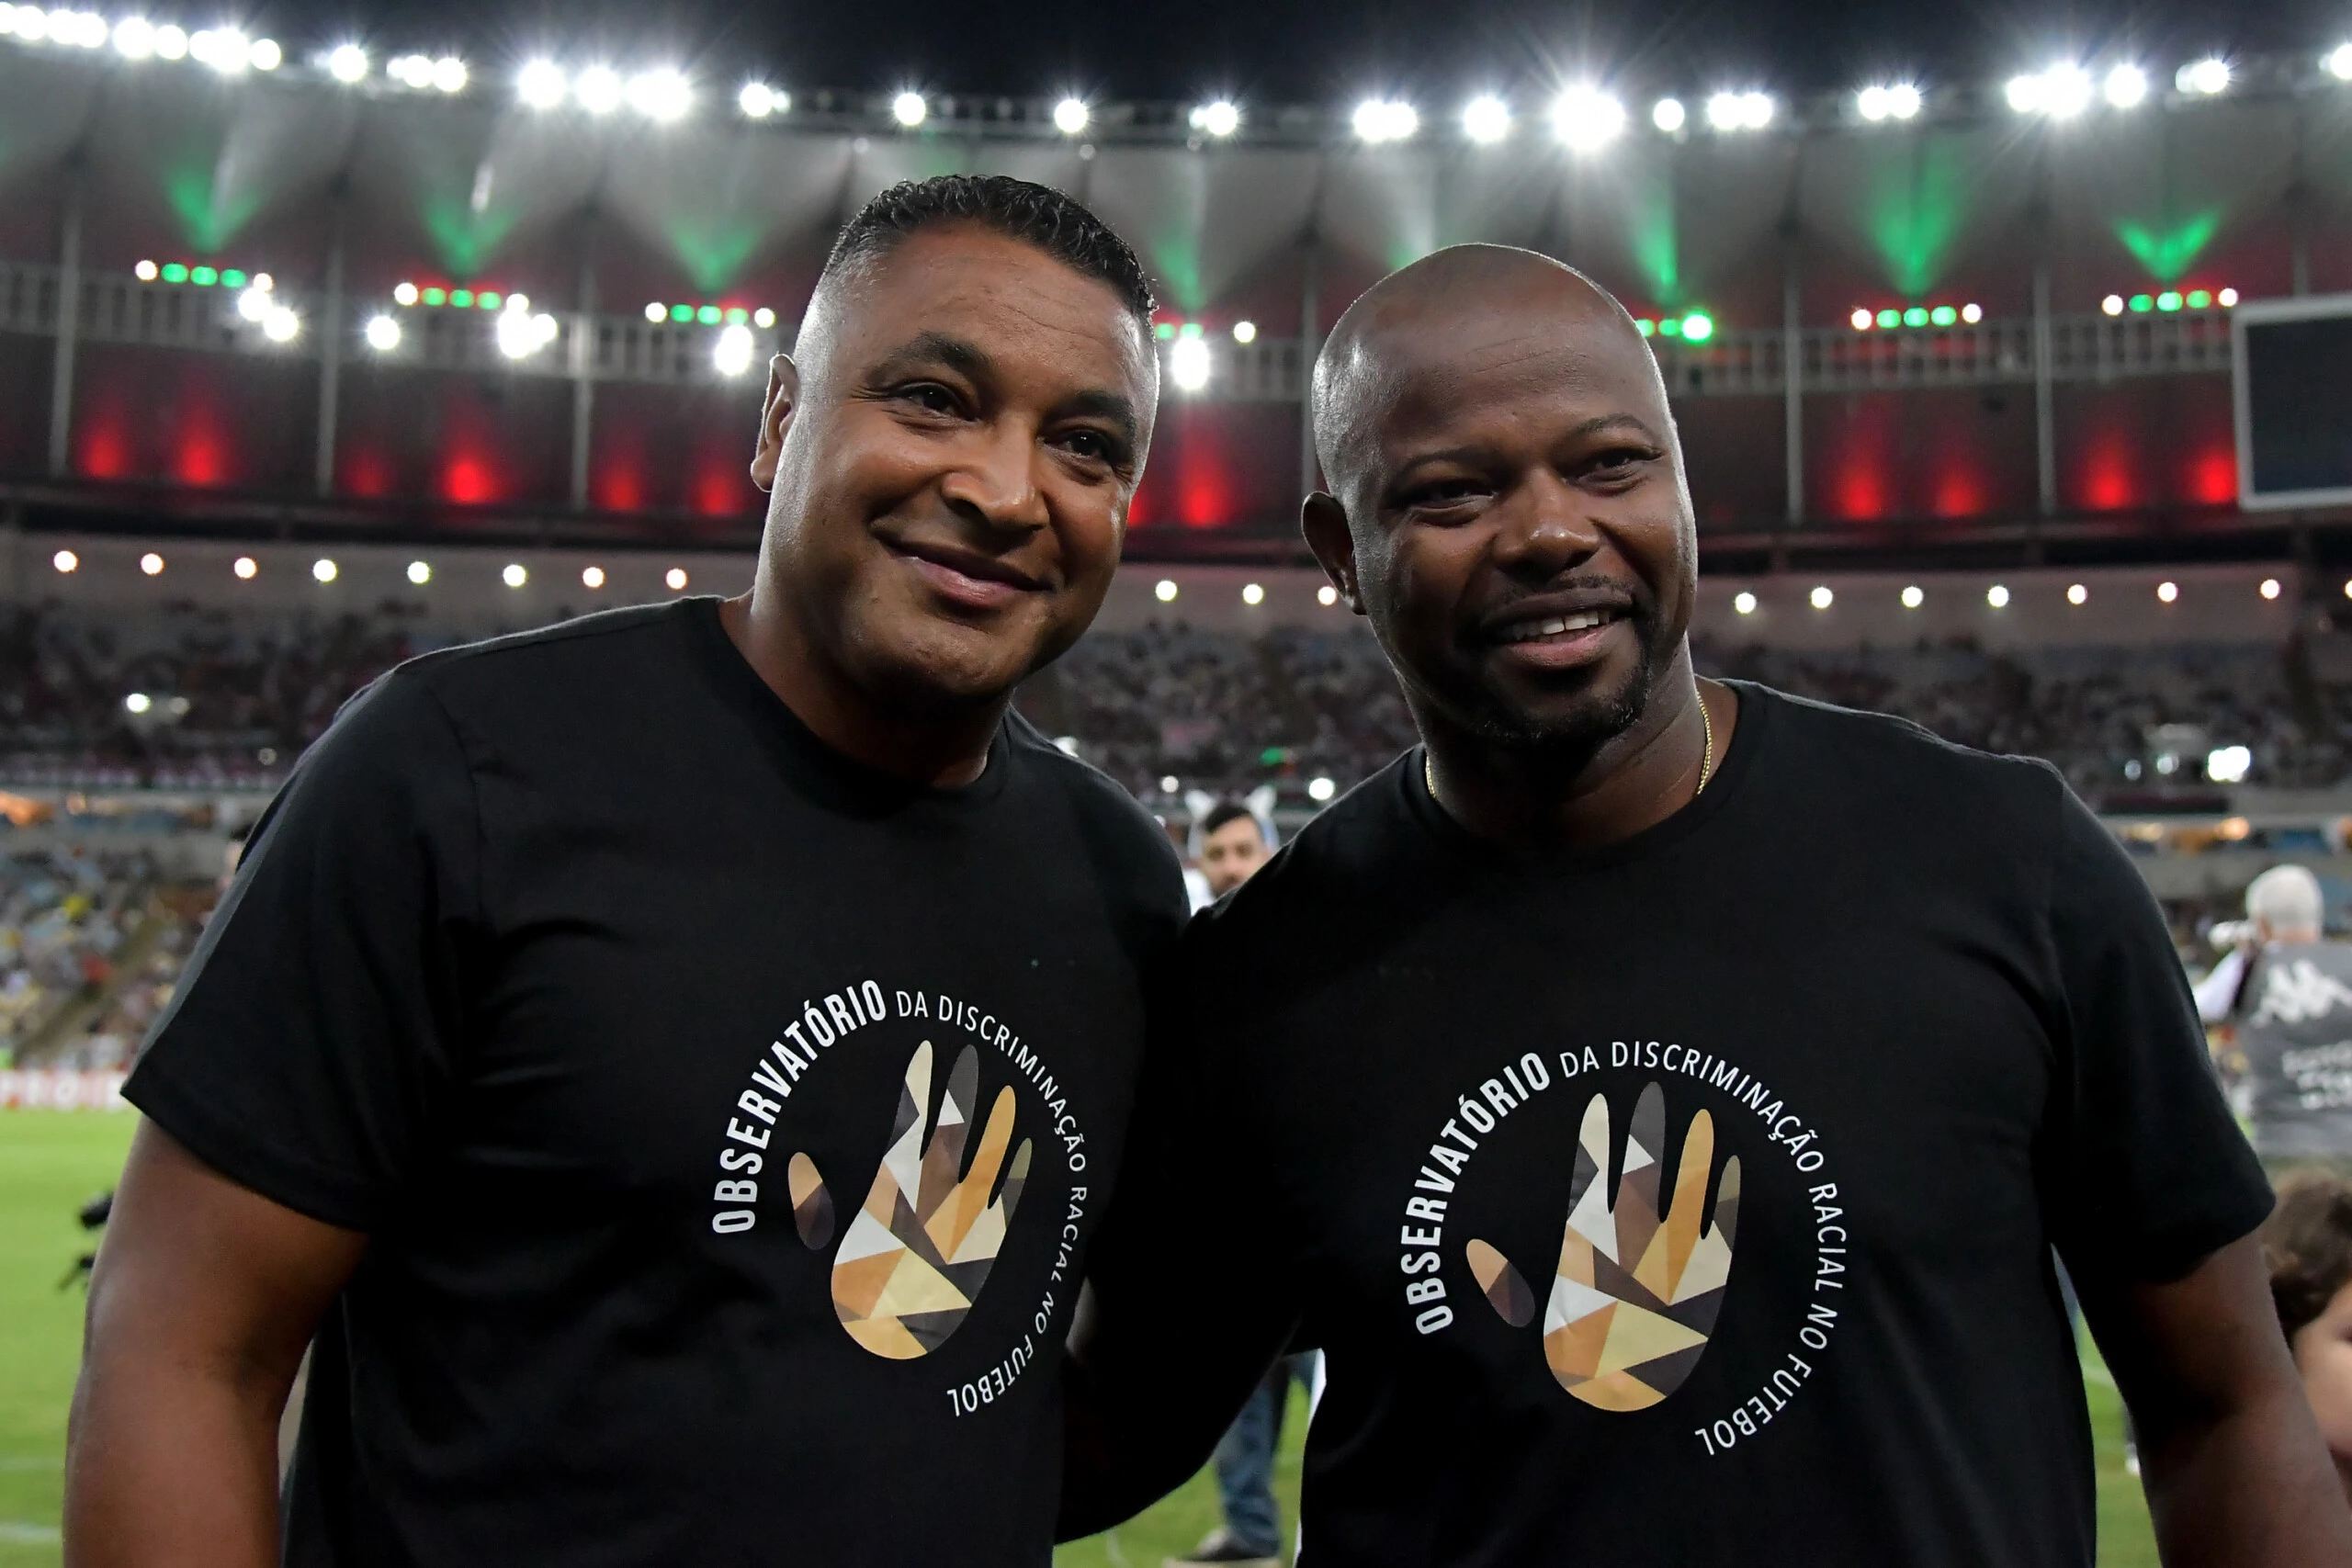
[940,423,1050,533]
[1487,468,1602,577]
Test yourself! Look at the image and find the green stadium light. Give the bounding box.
[479,291,502,310]
[1680,312,1713,342]
[724,307,749,325]
[2186,288,2211,308]
[220,269,247,288]
[2128,293,2153,313]
[1929,304,1957,326]
[1902,306,1928,327]
[161,263,188,283]
[2156,290,2183,311]
[670,303,694,323]
[696,305,721,324]
[423,287,447,306]
[1635,318,1656,336]
[1658,316,1682,337]
[1179,321,1204,340]
[1876,308,1900,328]
[1153,321,1176,340]
[191,265,219,286]
[451,288,474,307]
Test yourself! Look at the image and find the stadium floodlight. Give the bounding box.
[1461,93,1511,144]
[364,315,401,351]
[1986,583,2010,607]
[313,558,339,583]
[739,82,783,118]
[1351,97,1417,143]
[2218,287,2238,307]
[1679,311,1714,342]
[152,20,184,57]
[51,548,77,573]
[1169,333,1212,391]
[1733,590,1758,615]
[892,90,928,127]
[431,56,466,93]
[70,11,107,48]
[250,36,278,70]
[125,693,152,715]
[2067,582,2088,604]
[1232,320,1257,344]
[8,6,47,42]
[139,551,164,576]
[1307,775,1337,803]
[1317,584,1340,606]
[327,43,368,83]
[627,68,692,121]
[1053,96,1090,134]
[643,301,666,323]
[665,568,689,591]
[1883,83,1923,119]
[2330,44,2352,82]
[1850,307,1873,330]
[2177,57,2229,96]
[503,563,527,588]
[1856,84,1921,122]
[236,285,271,322]
[406,559,430,584]
[1809,585,1833,609]
[575,64,622,113]
[1902,584,1925,608]
[2157,580,2178,602]
[494,308,541,359]
[582,565,605,589]
[264,306,300,343]
[392,281,421,307]
[2261,578,2283,600]
[713,323,756,377]
[233,556,257,579]
[515,60,566,108]
[1651,96,1686,132]
[2102,63,2148,107]
[1240,582,1266,605]
[1155,579,1179,603]
[752,307,776,328]
[111,16,151,56]
[2207,745,2251,784]
[134,259,158,281]
[1190,99,1241,137]
[1705,90,1773,131]
[1550,85,1626,151]
[1961,302,1983,322]
[2011,63,2092,118]
[192,28,250,72]
[388,53,430,88]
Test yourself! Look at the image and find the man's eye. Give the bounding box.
[896,384,961,415]
[1059,430,1117,463]
[1408,479,1485,509]
[1586,447,1655,479]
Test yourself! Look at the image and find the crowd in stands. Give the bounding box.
[0,848,213,1070]
[3,600,2349,802]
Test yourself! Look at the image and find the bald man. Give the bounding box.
[1063,245,2351,1565]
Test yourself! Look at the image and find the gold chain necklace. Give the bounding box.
[1420,690,1716,800]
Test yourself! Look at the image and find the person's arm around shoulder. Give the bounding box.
[2039,782,2352,1562]
[66,671,481,1566]
[66,1129,365,1568]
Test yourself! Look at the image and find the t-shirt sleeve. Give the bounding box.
[124,671,481,1231]
[2038,781,2272,1283]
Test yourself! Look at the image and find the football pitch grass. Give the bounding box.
[0,1113,2159,1567]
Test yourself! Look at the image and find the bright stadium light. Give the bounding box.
[628,68,692,121]
[2177,58,2230,96]
[739,82,785,118]
[665,568,689,591]
[1902,584,1925,608]
[516,60,566,108]
[1053,96,1090,134]
[892,90,928,127]
[1705,90,1773,131]
[312,558,338,583]
[152,21,184,57]
[2206,745,2251,784]
[2158,580,2178,603]
[1461,93,1511,144]
[1809,585,1833,610]
[2067,582,2088,605]
[263,306,300,343]
[125,693,152,715]
[1231,320,1258,344]
[2011,63,2092,118]
[250,36,278,70]
[9,6,49,43]
[387,53,430,88]
[192,27,250,72]
[51,549,77,573]
[2261,578,2283,600]
[406,559,431,585]
[1307,775,1337,803]
[1352,97,1418,142]
[134,259,158,280]
[2330,43,2352,82]
[1169,333,1211,391]
[1850,307,1874,330]
[1241,582,1265,605]
[1857,84,1921,121]
[1317,584,1340,607]
[2103,63,2148,107]
[233,556,256,579]
[2102,293,2125,315]
[503,563,527,588]
[1733,590,1758,615]
[111,16,152,57]
[582,565,605,589]
[1550,85,1625,151]
[1986,583,2010,607]
[139,551,164,576]
[431,56,467,94]
[1651,96,1686,132]
[713,323,756,376]
[327,43,368,83]
[2219,288,2239,307]
[1155,579,1179,603]
[576,64,623,113]
[1191,99,1240,137]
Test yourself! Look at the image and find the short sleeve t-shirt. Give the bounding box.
[127,599,1187,1568]
[1104,682,2268,1567]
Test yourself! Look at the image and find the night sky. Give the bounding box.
[260,0,2350,104]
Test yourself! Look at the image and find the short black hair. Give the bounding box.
[2266,1172,2352,1341]
[822,174,1155,324]
[1201,801,1261,840]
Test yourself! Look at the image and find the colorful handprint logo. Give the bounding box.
[787,1041,1033,1359]
[1466,1081,1739,1411]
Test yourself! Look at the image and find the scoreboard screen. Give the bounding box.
[2236,295,2352,510]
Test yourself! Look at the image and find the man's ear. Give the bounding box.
[1302,491,1365,615]
[749,354,801,494]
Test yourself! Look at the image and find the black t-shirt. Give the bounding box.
[128,599,1187,1568]
[1085,682,2268,1566]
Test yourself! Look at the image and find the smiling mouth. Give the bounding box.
[1495,607,1623,644]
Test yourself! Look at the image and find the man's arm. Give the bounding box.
[65,1123,367,1568]
[2082,1234,2352,1566]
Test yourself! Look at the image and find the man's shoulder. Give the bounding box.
[1743,681,2069,819]
[389,601,693,705]
[1002,713,1191,922]
[1189,754,1416,948]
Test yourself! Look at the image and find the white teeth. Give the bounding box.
[1504,609,1612,642]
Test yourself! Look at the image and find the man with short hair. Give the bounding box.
[1196,801,1273,902]
[68,175,1184,1568]
[1065,243,2352,1565]
[2213,865,2352,1179]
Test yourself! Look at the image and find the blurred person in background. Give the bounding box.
[2264,1174,2352,1499]
[2206,866,2352,1178]
[66,175,1185,1568]
[1197,800,1274,902]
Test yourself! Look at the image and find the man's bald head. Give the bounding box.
[1311,245,1668,508]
